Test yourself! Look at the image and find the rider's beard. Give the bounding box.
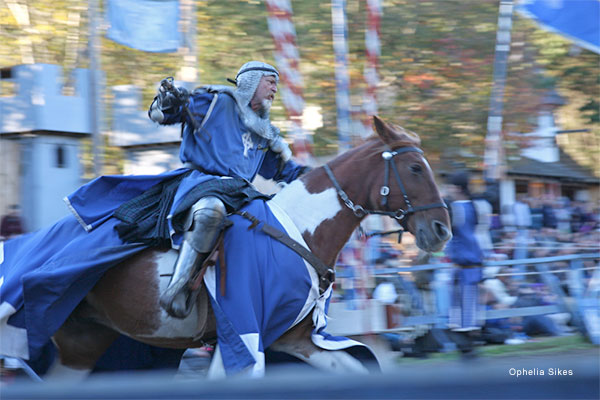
[257,98,272,117]
[262,98,272,110]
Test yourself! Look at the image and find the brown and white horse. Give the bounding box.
[49,116,451,379]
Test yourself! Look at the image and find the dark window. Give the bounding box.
[56,145,66,168]
[0,67,15,97]
[0,67,12,79]
[515,179,529,195]
[562,186,576,201]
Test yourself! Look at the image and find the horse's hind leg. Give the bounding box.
[269,341,371,374]
[270,316,376,374]
[48,304,119,380]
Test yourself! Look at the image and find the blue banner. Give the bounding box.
[106,0,181,53]
[517,0,600,54]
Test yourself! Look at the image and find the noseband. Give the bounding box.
[323,146,447,221]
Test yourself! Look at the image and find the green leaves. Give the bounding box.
[1,0,597,174]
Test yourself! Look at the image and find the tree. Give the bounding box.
[1,0,597,174]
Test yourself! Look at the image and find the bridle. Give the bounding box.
[323,146,447,222]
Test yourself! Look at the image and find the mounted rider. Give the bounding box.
[0,61,308,370]
[147,61,308,318]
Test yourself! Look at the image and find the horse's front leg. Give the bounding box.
[269,315,370,374]
[48,303,119,380]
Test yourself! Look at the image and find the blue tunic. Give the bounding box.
[166,90,280,180]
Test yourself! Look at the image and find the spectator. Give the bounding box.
[482,266,517,308]
[541,198,557,229]
[444,171,484,357]
[570,201,586,233]
[555,197,572,233]
[529,198,544,231]
[513,284,570,337]
[472,195,494,259]
[513,195,532,280]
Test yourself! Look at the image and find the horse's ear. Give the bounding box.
[373,115,421,146]
[373,116,394,144]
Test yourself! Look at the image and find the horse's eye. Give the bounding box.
[410,164,422,174]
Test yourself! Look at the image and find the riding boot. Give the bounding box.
[160,196,226,318]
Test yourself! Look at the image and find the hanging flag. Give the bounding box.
[517,0,600,54]
[106,0,181,53]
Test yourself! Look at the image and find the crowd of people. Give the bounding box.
[333,181,599,358]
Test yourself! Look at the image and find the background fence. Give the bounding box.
[328,253,600,345]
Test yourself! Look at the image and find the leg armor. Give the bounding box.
[160,196,226,318]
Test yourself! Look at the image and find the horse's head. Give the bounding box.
[370,116,451,251]
[321,115,451,253]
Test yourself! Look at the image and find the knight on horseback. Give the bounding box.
[147,61,308,318]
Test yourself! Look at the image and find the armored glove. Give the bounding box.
[269,135,292,162]
[149,80,189,123]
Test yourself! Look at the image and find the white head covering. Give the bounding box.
[234,61,279,107]
[229,61,280,140]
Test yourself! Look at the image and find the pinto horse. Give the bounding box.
[49,116,451,378]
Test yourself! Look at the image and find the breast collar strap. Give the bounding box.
[323,146,447,221]
[235,210,334,293]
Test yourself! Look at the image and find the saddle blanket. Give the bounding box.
[204,199,374,376]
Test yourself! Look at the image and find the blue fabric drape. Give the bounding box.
[106,0,181,53]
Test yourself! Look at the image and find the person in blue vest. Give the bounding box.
[145,61,308,318]
[444,171,484,356]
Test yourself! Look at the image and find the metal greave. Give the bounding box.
[160,196,226,318]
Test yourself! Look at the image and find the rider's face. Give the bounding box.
[250,75,278,114]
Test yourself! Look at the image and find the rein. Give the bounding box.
[323,146,447,238]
